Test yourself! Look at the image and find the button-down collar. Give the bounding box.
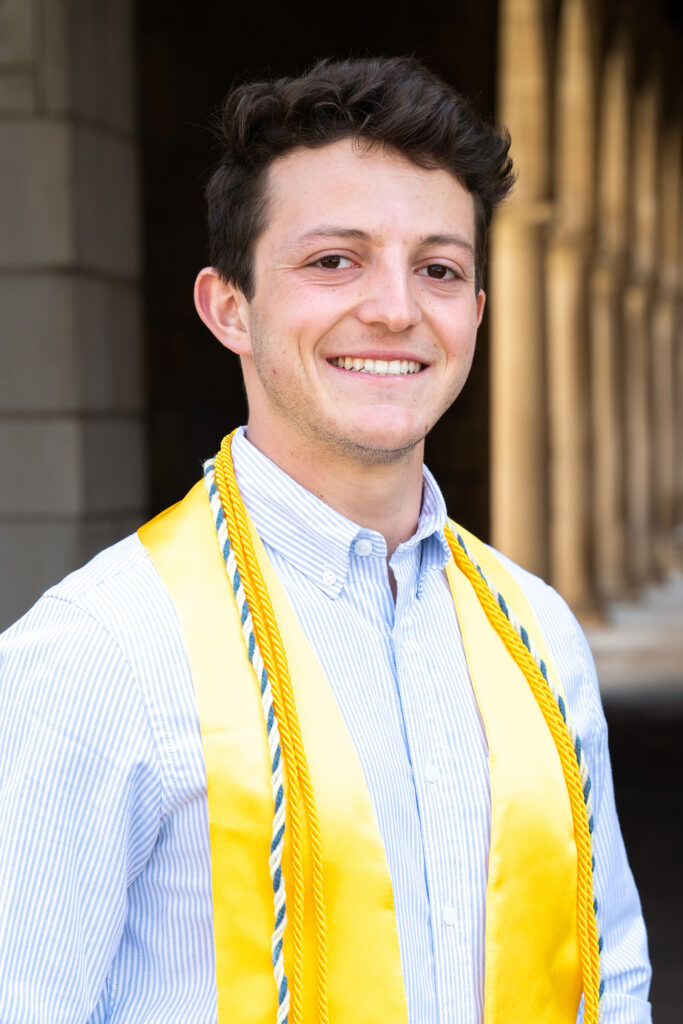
[231,426,451,598]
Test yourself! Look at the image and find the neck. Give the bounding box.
[244,426,425,559]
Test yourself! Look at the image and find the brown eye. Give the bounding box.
[313,255,353,270]
[425,264,451,279]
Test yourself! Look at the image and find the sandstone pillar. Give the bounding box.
[651,122,682,574]
[491,0,550,577]
[589,40,630,601]
[677,222,683,562]
[0,0,144,628]
[545,0,596,612]
[623,79,660,587]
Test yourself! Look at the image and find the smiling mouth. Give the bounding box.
[329,357,424,376]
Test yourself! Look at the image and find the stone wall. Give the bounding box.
[0,0,145,627]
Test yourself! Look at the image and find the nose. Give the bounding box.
[356,260,422,333]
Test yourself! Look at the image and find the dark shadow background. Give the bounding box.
[603,695,683,1020]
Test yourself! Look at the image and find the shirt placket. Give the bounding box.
[391,553,482,1024]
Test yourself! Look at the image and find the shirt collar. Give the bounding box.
[230,426,451,597]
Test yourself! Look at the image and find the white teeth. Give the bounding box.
[331,357,422,376]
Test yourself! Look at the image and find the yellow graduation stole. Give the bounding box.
[139,446,597,1023]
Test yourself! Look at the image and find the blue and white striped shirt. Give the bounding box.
[0,427,651,1022]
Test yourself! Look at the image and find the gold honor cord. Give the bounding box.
[214,432,330,1024]
[214,426,599,1023]
[445,526,601,1024]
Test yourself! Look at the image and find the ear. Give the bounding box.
[476,288,486,327]
[194,267,252,355]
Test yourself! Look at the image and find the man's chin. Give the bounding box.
[322,427,427,467]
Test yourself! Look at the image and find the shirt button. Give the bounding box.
[424,762,439,784]
[443,903,458,927]
[353,538,373,557]
[322,569,336,587]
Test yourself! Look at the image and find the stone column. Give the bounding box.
[545,0,596,613]
[588,40,630,601]
[491,0,550,577]
[623,78,660,587]
[0,0,145,628]
[651,121,682,574]
[677,203,683,563]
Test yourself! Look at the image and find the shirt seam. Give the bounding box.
[40,593,165,825]
[45,539,149,606]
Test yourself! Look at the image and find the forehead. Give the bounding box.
[258,138,476,250]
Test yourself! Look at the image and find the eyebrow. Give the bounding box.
[294,227,371,245]
[420,233,475,258]
[292,226,474,258]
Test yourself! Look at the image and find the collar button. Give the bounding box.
[353,538,373,557]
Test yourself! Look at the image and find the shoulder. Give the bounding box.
[448,520,583,645]
[1,533,156,698]
[484,540,606,744]
[0,532,192,760]
[448,521,605,743]
[2,532,183,662]
[43,530,168,611]
[1,530,204,817]
[0,537,165,816]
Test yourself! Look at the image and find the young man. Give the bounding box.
[0,58,650,1023]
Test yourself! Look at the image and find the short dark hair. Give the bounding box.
[205,56,515,296]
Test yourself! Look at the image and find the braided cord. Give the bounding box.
[203,428,598,1020]
[204,461,290,1023]
[446,525,603,1023]
[212,432,330,1024]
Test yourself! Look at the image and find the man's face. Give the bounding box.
[238,138,485,468]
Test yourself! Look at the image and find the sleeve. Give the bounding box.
[567,618,652,1024]
[506,567,653,1024]
[0,594,161,1023]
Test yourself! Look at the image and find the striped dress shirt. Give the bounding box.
[0,427,651,1023]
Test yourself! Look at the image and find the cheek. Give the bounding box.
[440,317,478,360]
[279,285,354,333]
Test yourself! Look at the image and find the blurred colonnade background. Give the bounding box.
[0,0,681,627]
